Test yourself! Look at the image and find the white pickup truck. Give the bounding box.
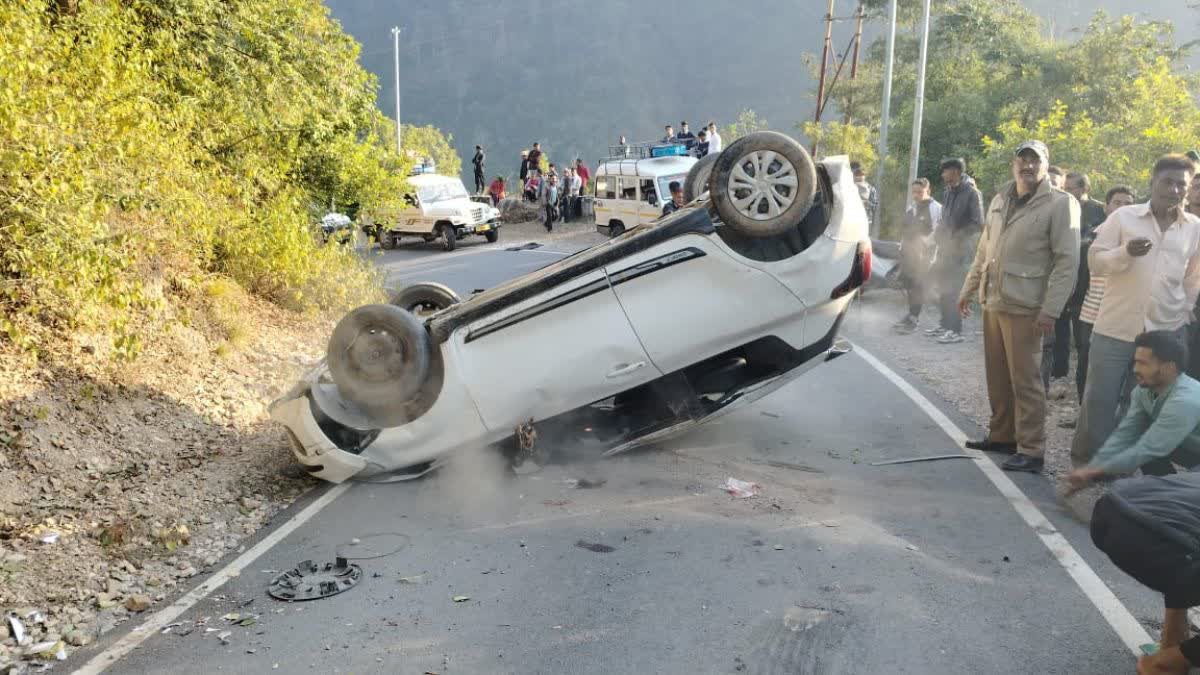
[367,174,501,252]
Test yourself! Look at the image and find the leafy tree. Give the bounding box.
[721,109,770,143]
[800,121,878,167]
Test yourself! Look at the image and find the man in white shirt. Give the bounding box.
[707,121,723,154]
[1071,155,1200,465]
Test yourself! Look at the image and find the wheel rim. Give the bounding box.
[408,301,443,318]
[726,150,799,220]
[343,324,406,384]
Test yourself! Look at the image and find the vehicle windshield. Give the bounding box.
[417,181,470,203]
[658,174,688,204]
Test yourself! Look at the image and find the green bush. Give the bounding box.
[0,0,425,357]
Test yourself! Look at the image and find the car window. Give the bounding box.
[417,181,469,203]
[595,175,616,199]
[616,176,638,201]
[640,179,657,205]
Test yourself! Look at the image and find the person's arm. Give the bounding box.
[966,186,984,230]
[1041,194,1081,320]
[1183,235,1200,312]
[1090,390,1200,475]
[958,199,993,304]
[1088,213,1133,275]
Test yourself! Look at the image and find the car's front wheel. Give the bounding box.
[485,229,499,243]
[710,131,816,238]
[440,224,457,251]
[326,304,432,419]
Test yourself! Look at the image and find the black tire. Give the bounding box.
[710,131,816,238]
[684,152,719,203]
[390,282,460,318]
[440,224,457,251]
[327,304,432,411]
[609,221,625,238]
[485,229,499,243]
[378,228,396,250]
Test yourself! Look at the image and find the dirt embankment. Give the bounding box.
[0,288,331,668]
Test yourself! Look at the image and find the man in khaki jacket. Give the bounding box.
[958,140,1080,473]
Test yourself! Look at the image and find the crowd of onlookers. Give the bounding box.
[857,142,1200,672]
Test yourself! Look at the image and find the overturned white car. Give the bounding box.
[270,132,871,483]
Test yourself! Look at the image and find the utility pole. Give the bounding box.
[391,26,402,155]
[906,0,932,208]
[873,0,898,239]
[814,0,836,126]
[845,3,864,125]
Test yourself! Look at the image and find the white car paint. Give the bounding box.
[270,154,869,483]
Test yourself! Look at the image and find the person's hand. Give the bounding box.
[1064,467,1104,496]
[958,297,972,318]
[1137,647,1191,675]
[1034,312,1056,336]
[1127,237,1153,257]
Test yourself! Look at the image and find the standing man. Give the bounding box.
[569,168,583,220]
[519,150,530,195]
[959,140,1080,473]
[472,145,486,194]
[539,173,559,233]
[1044,172,1109,398]
[850,162,879,234]
[558,168,574,223]
[1064,186,1138,429]
[527,142,543,176]
[574,158,590,194]
[707,121,723,155]
[695,130,710,158]
[1048,165,1066,190]
[1071,155,1200,466]
[893,178,943,334]
[662,125,675,143]
[930,158,985,344]
[675,121,696,152]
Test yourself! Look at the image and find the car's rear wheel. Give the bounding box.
[684,152,719,203]
[710,131,816,238]
[485,229,499,243]
[390,282,460,318]
[326,304,432,413]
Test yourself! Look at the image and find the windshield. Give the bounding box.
[658,174,688,204]
[416,181,470,203]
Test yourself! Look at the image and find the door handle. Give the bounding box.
[607,362,646,378]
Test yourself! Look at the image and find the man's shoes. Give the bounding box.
[892,316,918,335]
[937,330,964,344]
[965,439,1017,453]
[1001,454,1044,473]
[923,326,944,337]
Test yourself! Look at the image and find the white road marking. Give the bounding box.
[852,343,1154,654]
[74,482,354,674]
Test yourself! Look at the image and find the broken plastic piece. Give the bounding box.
[267,558,363,601]
[870,454,975,466]
[452,595,470,603]
[8,615,26,643]
[39,532,60,545]
[721,477,759,498]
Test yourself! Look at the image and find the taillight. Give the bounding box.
[831,240,872,299]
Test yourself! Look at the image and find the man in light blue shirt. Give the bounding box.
[1067,330,1200,493]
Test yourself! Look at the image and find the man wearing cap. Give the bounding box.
[1071,154,1200,466]
[959,140,1080,473]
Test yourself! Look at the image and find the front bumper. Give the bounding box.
[467,220,500,234]
[269,394,367,483]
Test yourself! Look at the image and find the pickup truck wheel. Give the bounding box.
[684,152,719,203]
[378,229,397,250]
[485,229,499,243]
[711,131,816,238]
[390,282,460,318]
[440,225,457,251]
[327,304,432,410]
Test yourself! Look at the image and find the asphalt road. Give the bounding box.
[85,237,1167,674]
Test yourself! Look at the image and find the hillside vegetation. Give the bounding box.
[0,0,456,358]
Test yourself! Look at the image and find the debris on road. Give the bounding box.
[721,477,760,498]
[760,459,823,474]
[760,411,782,419]
[773,545,785,551]
[216,630,232,644]
[870,454,975,466]
[575,540,615,553]
[38,532,60,545]
[562,478,606,489]
[542,499,572,507]
[267,558,363,601]
[398,575,426,585]
[452,595,470,603]
[905,544,920,552]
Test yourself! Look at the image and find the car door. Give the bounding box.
[452,269,663,431]
[607,235,807,376]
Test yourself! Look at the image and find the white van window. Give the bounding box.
[657,174,687,204]
[640,179,658,205]
[595,175,616,199]
[616,176,638,201]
